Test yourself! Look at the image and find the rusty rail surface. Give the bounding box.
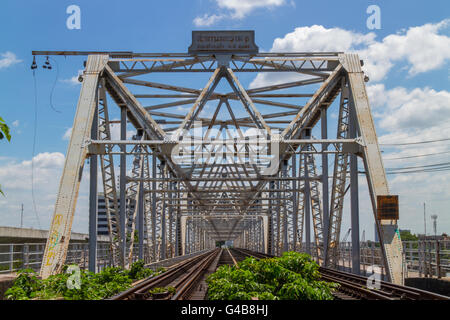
[109,249,221,300]
[319,267,449,300]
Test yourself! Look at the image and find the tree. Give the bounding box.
[400,230,418,241]
[0,116,11,196]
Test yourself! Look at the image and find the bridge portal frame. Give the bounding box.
[34,47,404,285]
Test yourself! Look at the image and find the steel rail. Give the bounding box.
[319,267,449,300]
[171,250,220,300]
[222,248,449,301]
[110,249,221,300]
[109,249,218,300]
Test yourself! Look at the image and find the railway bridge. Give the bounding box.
[34,30,405,290]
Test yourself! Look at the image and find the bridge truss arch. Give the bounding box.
[36,34,404,285]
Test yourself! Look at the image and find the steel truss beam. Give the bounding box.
[39,50,402,286]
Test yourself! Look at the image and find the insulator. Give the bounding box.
[31,56,37,70]
[43,56,52,69]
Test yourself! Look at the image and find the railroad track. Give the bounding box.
[110,248,449,301]
[110,248,247,300]
[110,248,221,300]
[225,248,450,301]
[319,267,449,300]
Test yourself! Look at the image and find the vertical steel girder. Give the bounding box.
[98,81,123,267]
[143,150,153,262]
[305,149,325,262]
[125,134,144,265]
[325,78,350,268]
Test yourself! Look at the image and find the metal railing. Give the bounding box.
[297,240,450,279]
[0,243,139,274]
[402,240,450,278]
[297,241,386,279]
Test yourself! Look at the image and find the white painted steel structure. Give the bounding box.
[35,31,404,284]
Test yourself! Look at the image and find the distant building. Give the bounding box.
[97,193,135,236]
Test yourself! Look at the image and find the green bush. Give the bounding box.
[4,260,158,300]
[206,251,338,300]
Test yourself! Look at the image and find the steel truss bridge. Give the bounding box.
[34,31,404,285]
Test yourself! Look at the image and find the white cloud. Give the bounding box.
[63,123,135,141]
[0,152,65,190]
[62,127,72,140]
[270,25,376,52]
[0,152,90,232]
[0,52,21,69]
[216,0,286,19]
[193,14,225,27]
[249,21,450,236]
[12,120,19,127]
[361,19,450,80]
[363,83,450,235]
[250,20,450,87]
[368,84,450,130]
[61,69,83,85]
[193,0,286,25]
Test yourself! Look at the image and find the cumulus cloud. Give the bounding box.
[0,152,90,232]
[0,152,65,190]
[60,69,84,85]
[216,0,286,19]
[62,123,135,141]
[193,0,286,26]
[250,20,450,87]
[361,19,450,80]
[0,51,22,69]
[369,85,450,130]
[363,83,450,234]
[193,14,225,27]
[62,127,72,140]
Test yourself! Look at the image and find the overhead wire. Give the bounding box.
[31,69,43,230]
[48,57,62,113]
[383,150,450,160]
[380,137,450,146]
[385,161,450,171]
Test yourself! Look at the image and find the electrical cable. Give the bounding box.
[385,167,450,175]
[380,137,450,146]
[385,161,450,171]
[31,70,42,230]
[48,57,61,113]
[383,150,450,160]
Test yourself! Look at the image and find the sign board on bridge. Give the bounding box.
[188,31,258,55]
[377,195,399,220]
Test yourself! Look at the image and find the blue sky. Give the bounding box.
[0,0,449,239]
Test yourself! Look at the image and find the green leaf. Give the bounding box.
[0,117,11,142]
